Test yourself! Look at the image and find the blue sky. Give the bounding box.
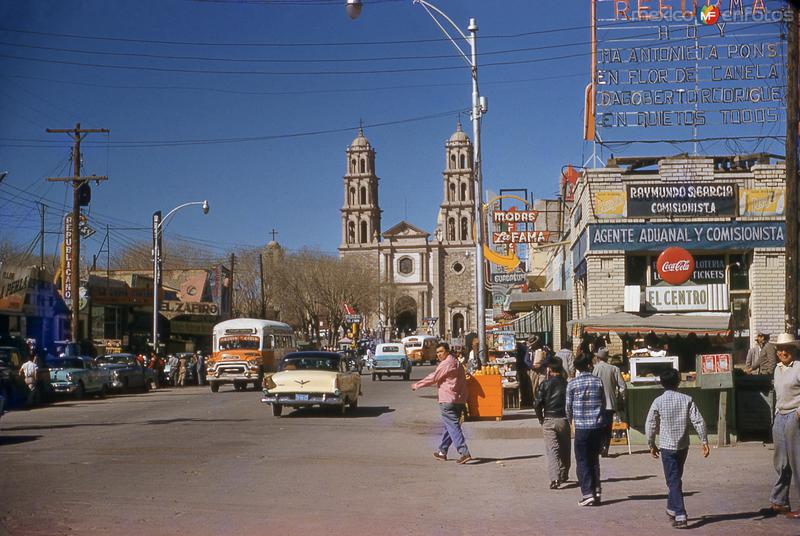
[0,0,787,266]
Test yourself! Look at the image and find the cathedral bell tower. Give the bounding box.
[340,127,381,251]
[437,120,474,245]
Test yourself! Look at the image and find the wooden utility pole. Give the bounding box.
[38,203,46,269]
[258,252,266,319]
[787,6,799,335]
[47,122,109,342]
[230,253,236,318]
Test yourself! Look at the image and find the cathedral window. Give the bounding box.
[360,186,367,205]
[398,257,413,275]
[348,221,356,244]
[448,183,455,202]
[360,158,366,173]
[450,154,456,170]
[460,182,467,201]
[360,221,368,243]
[460,154,466,169]
[451,262,464,274]
[460,217,468,240]
[351,158,356,173]
[447,218,455,241]
[349,187,356,206]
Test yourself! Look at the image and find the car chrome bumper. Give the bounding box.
[373,368,407,375]
[208,374,257,383]
[51,382,78,393]
[260,394,343,406]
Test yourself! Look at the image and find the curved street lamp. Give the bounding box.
[347,0,489,363]
[152,200,210,355]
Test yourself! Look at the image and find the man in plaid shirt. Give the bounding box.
[646,368,709,529]
[566,353,607,506]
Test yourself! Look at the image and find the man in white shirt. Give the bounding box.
[19,353,38,405]
[764,333,800,519]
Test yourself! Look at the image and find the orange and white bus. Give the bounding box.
[208,318,296,393]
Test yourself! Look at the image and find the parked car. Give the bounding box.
[163,353,197,386]
[95,353,157,392]
[0,346,28,408]
[47,356,110,398]
[372,343,411,381]
[261,351,361,417]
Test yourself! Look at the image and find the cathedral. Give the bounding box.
[338,122,478,339]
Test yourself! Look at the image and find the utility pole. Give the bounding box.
[787,5,799,335]
[230,252,236,318]
[38,203,46,269]
[258,251,266,319]
[47,122,109,342]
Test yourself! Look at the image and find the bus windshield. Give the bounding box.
[218,336,260,351]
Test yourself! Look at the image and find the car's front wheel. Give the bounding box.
[272,403,282,417]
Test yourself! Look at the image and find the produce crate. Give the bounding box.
[467,374,503,420]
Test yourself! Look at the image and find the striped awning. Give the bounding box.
[569,312,732,337]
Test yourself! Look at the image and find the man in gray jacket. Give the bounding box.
[592,347,626,457]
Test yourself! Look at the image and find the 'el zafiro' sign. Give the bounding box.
[593,0,786,145]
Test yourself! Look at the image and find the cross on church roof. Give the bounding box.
[270,228,278,241]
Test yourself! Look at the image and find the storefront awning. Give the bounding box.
[505,290,571,312]
[569,312,731,337]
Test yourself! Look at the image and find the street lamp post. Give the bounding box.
[347,0,489,363]
[152,200,209,356]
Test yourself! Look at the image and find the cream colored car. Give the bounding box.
[261,351,361,417]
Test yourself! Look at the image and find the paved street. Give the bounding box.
[0,366,795,536]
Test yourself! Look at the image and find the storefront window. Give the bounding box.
[729,253,750,290]
[625,256,648,286]
[731,295,750,365]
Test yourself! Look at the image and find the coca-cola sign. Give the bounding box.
[656,247,695,285]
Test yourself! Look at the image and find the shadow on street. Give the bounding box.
[0,434,42,445]
[280,406,395,418]
[687,511,769,529]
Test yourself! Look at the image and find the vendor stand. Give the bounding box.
[572,312,738,445]
[466,329,518,420]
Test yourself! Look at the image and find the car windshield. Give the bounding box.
[48,358,84,369]
[219,336,260,350]
[405,342,421,348]
[279,357,340,371]
[97,355,136,365]
[380,346,401,353]
[0,349,14,365]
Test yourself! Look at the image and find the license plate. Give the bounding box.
[296,393,309,401]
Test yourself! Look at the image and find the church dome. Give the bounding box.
[448,120,470,143]
[350,127,372,149]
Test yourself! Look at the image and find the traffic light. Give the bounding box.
[77,182,91,206]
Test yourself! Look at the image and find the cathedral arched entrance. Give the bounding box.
[395,295,417,337]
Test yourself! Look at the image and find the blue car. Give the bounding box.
[47,356,110,398]
[371,343,411,381]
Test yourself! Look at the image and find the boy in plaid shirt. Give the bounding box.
[646,368,710,529]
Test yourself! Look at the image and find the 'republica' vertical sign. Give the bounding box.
[62,213,74,306]
[589,0,786,146]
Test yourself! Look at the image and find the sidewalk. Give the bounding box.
[456,408,794,535]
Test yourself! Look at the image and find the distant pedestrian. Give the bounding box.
[167,354,179,386]
[555,342,575,380]
[411,342,472,464]
[177,355,187,387]
[762,332,800,520]
[534,356,570,489]
[566,353,606,506]
[646,367,709,529]
[746,331,777,375]
[196,351,206,386]
[591,348,627,457]
[515,341,533,408]
[19,353,38,405]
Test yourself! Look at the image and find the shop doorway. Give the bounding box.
[395,296,417,337]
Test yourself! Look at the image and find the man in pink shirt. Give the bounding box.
[412,342,472,464]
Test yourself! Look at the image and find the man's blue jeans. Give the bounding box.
[439,403,469,457]
[660,448,689,520]
[574,427,603,498]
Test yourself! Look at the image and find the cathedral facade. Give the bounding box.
[338,124,477,339]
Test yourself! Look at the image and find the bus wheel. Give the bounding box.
[272,404,282,417]
[210,383,219,393]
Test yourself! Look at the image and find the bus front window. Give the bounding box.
[219,336,260,351]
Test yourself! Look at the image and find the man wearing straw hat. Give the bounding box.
[763,332,800,518]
